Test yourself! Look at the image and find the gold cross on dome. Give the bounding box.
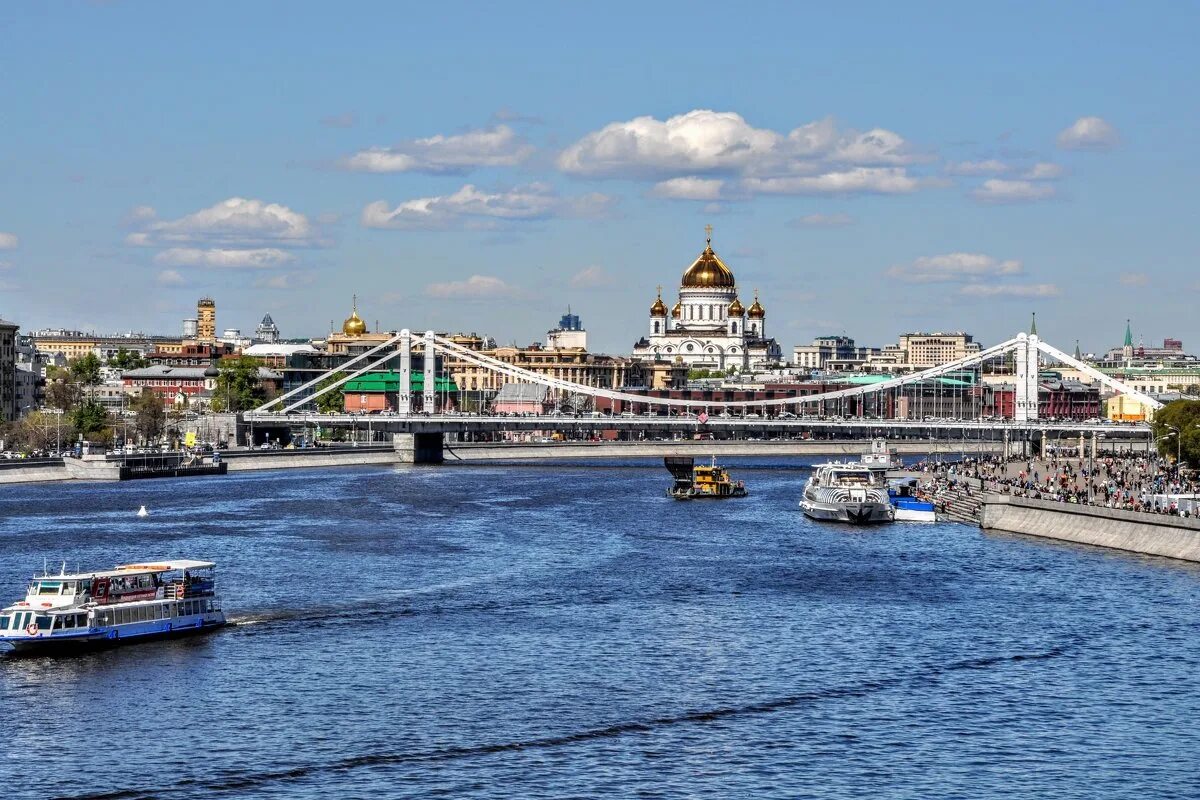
[704,224,713,243]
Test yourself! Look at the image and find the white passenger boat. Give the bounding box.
[799,463,895,524]
[0,560,226,656]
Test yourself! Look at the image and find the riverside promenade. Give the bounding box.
[0,438,1007,484]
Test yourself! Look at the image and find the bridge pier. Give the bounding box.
[393,432,444,464]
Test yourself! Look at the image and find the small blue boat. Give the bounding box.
[887,478,937,522]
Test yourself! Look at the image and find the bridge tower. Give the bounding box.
[1013,332,1040,422]
[423,330,436,412]
[397,329,412,415]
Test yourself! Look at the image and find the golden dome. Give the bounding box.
[342,296,367,336]
[671,301,682,319]
[728,297,745,316]
[681,226,735,288]
[747,290,765,319]
[650,286,667,316]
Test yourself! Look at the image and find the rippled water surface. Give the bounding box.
[2,460,1199,799]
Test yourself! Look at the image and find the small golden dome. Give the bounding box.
[671,301,682,319]
[728,297,745,316]
[342,296,367,336]
[747,290,765,319]
[681,226,735,288]
[650,287,667,316]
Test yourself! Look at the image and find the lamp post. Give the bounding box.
[1088,431,1106,505]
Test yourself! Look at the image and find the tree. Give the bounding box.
[130,388,165,443]
[71,400,110,438]
[313,372,348,413]
[69,353,103,391]
[210,357,265,413]
[108,348,148,371]
[44,378,81,412]
[1152,399,1200,467]
[12,411,75,453]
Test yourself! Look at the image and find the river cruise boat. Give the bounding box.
[0,559,226,655]
[665,457,748,500]
[800,462,895,524]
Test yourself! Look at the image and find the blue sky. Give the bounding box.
[1,2,1197,355]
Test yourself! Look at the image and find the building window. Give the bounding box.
[653,321,660,334]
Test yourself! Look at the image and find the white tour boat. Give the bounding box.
[799,462,895,524]
[0,559,226,655]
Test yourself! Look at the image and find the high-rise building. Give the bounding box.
[255,313,280,343]
[197,298,216,343]
[546,309,587,350]
[0,317,18,422]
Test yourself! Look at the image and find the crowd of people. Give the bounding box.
[911,450,1200,517]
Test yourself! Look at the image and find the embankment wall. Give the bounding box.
[980,494,1200,564]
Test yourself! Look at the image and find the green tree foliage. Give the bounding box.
[314,373,348,413]
[1152,399,1200,467]
[130,388,165,443]
[210,357,265,413]
[71,400,110,437]
[69,353,103,389]
[107,348,148,371]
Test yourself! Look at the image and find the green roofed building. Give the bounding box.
[342,371,459,413]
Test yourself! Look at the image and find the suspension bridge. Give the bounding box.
[243,329,1159,462]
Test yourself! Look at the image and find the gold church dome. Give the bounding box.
[747,290,765,319]
[680,225,736,289]
[650,287,668,316]
[342,296,367,336]
[671,301,682,319]
[728,297,745,316]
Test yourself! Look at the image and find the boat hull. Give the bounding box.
[1,615,227,657]
[800,498,894,524]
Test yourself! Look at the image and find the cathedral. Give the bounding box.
[632,227,783,370]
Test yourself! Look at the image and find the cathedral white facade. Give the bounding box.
[632,229,783,370]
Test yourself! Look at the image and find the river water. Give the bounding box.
[1,460,1198,799]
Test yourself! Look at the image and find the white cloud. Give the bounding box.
[1057,116,1119,150]
[972,179,1056,203]
[557,110,919,180]
[425,274,514,299]
[0,232,18,249]
[1119,273,1149,287]
[790,213,854,228]
[0,260,11,270]
[1023,162,1065,180]
[945,159,1010,176]
[649,177,724,201]
[742,167,921,195]
[362,183,615,230]
[124,205,157,224]
[959,283,1061,298]
[124,232,151,246]
[343,126,533,174]
[569,266,612,288]
[154,247,294,269]
[143,197,315,246]
[889,252,1023,283]
[155,269,185,286]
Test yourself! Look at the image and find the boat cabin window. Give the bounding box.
[0,614,10,630]
[34,615,52,630]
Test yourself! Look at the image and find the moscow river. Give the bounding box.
[1,460,1198,799]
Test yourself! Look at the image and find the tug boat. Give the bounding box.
[799,462,895,524]
[665,457,748,500]
[0,560,226,656]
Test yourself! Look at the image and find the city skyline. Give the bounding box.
[1,2,1197,354]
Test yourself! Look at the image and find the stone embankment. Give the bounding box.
[980,494,1200,564]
